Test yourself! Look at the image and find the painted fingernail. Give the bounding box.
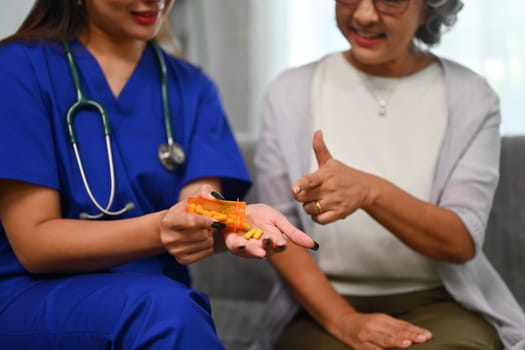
[276,245,287,252]
[211,191,225,200]
[311,241,320,251]
[292,186,300,194]
[211,221,226,229]
[263,237,272,246]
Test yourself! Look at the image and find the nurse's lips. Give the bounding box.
[131,11,160,25]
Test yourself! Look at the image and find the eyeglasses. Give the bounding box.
[336,0,410,16]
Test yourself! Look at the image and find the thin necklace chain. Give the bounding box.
[359,73,402,117]
[344,49,429,117]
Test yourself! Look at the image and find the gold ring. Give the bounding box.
[315,201,324,214]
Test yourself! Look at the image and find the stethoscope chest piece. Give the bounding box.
[158,142,185,171]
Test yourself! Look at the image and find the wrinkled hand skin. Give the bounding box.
[160,185,316,264]
[330,311,432,350]
[292,130,377,225]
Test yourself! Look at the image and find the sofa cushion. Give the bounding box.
[484,135,525,309]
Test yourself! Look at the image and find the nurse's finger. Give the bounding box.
[259,236,287,257]
[224,233,266,258]
[167,238,215,264]
[252,226,288,248]
[272,214,319,251]
[194,183,217,199]
[245,238,274,258]
[162,210,213,231]
[245,204,318,251]
[172,246,215,265]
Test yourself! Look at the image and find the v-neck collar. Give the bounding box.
[69,40,156,114]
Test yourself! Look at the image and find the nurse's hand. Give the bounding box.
[225,203,318,259]
[160,184,318,264]
[160,183,231,264]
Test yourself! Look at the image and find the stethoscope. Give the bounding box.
[63,41,185,219]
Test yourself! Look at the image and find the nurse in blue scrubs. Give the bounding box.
[0,0,317,349]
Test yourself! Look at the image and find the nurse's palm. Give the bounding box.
[224,204,316,258]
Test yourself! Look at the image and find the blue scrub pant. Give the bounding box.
[0,272,225,349]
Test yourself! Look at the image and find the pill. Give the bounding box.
[253,229,263,240]
[244,229,257,239]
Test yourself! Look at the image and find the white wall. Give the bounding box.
[0,1,34,39]
[170,0,256,141]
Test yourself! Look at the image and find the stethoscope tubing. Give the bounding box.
[73,138,125,219]
[64,41,131,219]
[152,43,174,147]
[63,40,184,219]
[152,44,186,171]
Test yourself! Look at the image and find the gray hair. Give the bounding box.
[415,0,464,46]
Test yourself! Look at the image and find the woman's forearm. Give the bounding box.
[0,179,166,273]
[0,178,224,274]
[365,176,474,263]
[13,212,166,274]
[269,243,355,331]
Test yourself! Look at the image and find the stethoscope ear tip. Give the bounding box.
[125,202,135,211]
[79,212,90,220]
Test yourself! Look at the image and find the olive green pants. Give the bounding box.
[275,287,502,350]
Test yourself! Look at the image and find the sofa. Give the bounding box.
[189,135,525,350]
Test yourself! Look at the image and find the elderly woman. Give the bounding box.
[252,0,525,349]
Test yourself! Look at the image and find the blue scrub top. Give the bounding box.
[0,40,251,308]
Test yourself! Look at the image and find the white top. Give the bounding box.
[311,53,447,295]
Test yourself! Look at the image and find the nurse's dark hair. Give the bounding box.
[0,0,181,56]
[0,0,86,45]
[416,0,464,46]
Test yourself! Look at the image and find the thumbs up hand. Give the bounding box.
[312,128,333,167]
[291,130,378,224]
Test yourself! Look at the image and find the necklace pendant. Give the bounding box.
[378,99,387,117]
